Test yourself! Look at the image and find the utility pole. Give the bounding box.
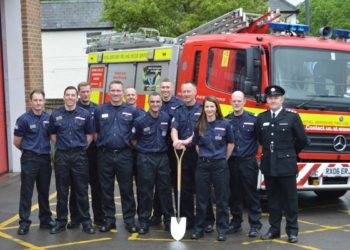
[305,0,310,34]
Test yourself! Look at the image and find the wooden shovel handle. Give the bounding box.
[174,147,186,218]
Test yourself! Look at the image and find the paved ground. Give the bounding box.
[0,173,349,250]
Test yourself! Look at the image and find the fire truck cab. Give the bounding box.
[87,8,350,198]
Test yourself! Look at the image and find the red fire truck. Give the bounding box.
[87,8,350,198]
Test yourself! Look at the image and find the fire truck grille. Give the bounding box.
[303,133,350,153]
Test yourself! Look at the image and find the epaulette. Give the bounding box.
[286,108,297,114]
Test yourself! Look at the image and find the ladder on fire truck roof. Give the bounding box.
[86,8,281,53]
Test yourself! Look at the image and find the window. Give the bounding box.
[206,48,247,93]
[193,51,201,85]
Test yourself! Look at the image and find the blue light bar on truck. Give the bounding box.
[334,29,350,39]
[269,23,310,33]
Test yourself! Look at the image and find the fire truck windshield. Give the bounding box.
[272,47,350,111]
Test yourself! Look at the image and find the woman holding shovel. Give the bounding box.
[191,96,234,241]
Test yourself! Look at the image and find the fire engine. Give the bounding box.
[86,8,350,198]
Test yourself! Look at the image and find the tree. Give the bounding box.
[103,0,268,37]
[298,0,350,36]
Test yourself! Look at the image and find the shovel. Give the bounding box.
[171,147,187,241]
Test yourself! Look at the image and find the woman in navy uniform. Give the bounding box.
[257,85,308,243]
[191,96,234,241]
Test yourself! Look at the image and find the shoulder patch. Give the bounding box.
[286,109,297,114]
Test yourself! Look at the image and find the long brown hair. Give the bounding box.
[197,96,223,136]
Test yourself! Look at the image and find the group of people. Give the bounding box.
[14,79,308,243]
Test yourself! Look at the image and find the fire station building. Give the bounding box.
[0,0,43,173]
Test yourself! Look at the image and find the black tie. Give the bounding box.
[272,112,276,120]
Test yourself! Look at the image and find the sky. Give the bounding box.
[286,0,304,6]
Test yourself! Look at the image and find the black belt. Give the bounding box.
[57,147,85,153]
[22,150,50,156]
[232,155,256,161]
[199,157,223,163]
[100,147,128,154]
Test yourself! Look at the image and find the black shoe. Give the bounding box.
[139,225,149,235]
[50,224,66,234]
[40,219,56,229]
[260,231,280,240]
[99,223,116,232]
[82,223,96,234]
[204,224,214,233]
[228,224,242,234]
[288,235,298,243]
[217,233,226,241]
[67,221,80,229]
[248,228,260,238]
[125,224,138,233]
[17,224,29,235]
[164,222,170,232]
[191,231,203,240]
[149,216,161,226]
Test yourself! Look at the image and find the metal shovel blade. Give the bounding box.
[171,217,187,241]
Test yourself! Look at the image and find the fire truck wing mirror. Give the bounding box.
[245,46,261,87]
[255,93,266,104]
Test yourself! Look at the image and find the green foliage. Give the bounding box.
[298,0,350,36]
[103,0,268,37]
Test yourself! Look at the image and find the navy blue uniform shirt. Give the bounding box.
[132,111,170,154]
[226,111,258,157]
[193,119,234,160]
[94,102,139,149]
[14,109,51,154]
[171,102,202,148]
[161,95,184,118]
[77,100,98,115]
[49,106,93,150]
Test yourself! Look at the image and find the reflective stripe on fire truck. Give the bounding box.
[154,48,172,61]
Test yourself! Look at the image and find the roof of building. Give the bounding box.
[41,0,113,31]
[269,0,299,13]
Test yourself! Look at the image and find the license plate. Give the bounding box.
[324,167,350,177]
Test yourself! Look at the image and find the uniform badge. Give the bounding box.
[56,116,63,121]
[102,113,109,118]
[279,123,288,125]
[215,135,222,140]
[263,122,270,126]
[29,124,36,129]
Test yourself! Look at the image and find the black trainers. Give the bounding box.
[227,224,242,234]
[50,224,66,234]
[248,228,260,238]
[17,224,29,235]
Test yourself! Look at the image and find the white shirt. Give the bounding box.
[270,107,283,119]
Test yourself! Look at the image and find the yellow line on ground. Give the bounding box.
[128,233,195,242]
[0,231,43,250]
[242,238,321,250]
[338,209,350,215]
[40,237,112,249]
[0,193,56,229]
[298,220,321,226]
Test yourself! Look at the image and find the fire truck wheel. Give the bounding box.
[314,190,347,199]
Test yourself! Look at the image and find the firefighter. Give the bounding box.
[257,85,308,243]
[124,87,145,117]
[226,91,262,237]
[191,96,234,241]
[94,80,138,234]
[131,92,173,234]
[149,79,182,227]
[170,82,202,229]
[49,86,95,234]
[13,89,56,235]
[68,82,103,229]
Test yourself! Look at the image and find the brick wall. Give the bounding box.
[21,0,43,109]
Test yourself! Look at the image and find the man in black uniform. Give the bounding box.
[131,92,173,234]
[14,89,56,235]
[94,80,138,234]
[149,79,182,227]
[49,86,95,234]
[226,91,262,238]
[257,85,308,243]
[68,82,103,229]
